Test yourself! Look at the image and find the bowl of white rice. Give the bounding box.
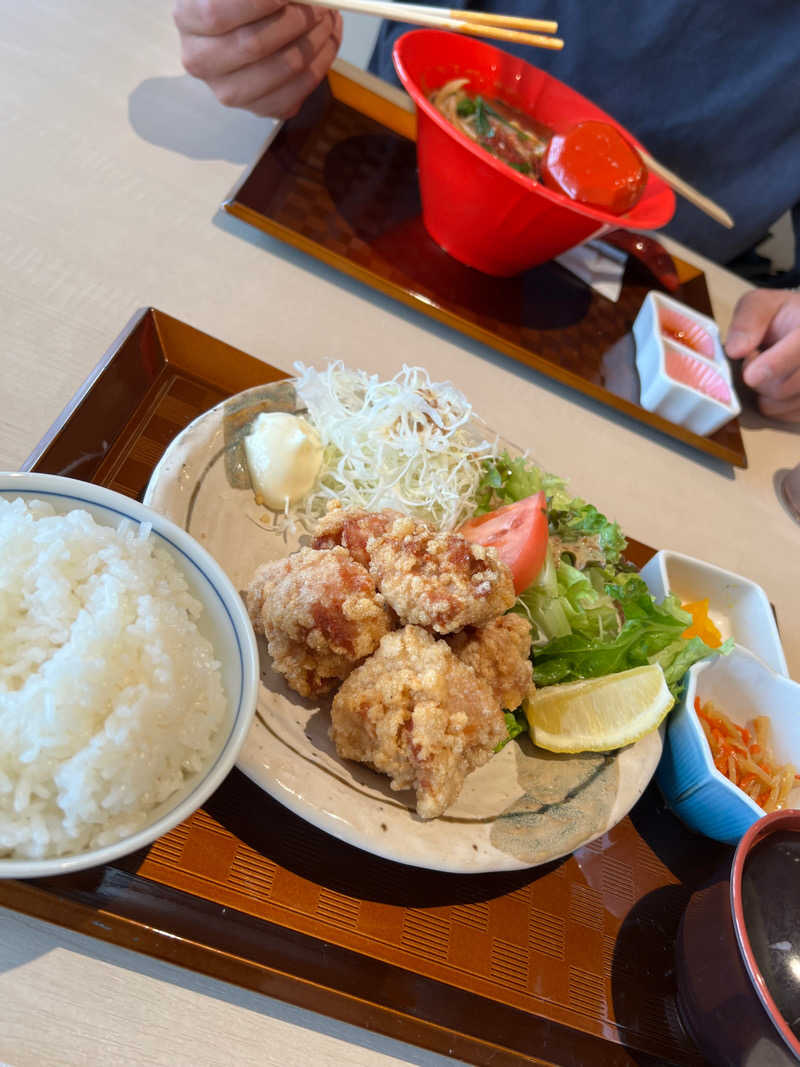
[0,472,259,879]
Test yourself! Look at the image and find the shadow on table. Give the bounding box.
[202,769,556,907]
[603,786,733,1063]
[610,884,698,1066]
[128,74,273,164]
[627,784,731,888]
[604,788,731,1065]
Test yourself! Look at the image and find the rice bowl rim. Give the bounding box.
[0,471,260,880]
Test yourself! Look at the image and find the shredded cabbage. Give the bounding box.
[293,361,498,530]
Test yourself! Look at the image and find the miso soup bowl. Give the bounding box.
[676,809,800,1066]
[393,30,675,276]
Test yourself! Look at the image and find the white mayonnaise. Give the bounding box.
[243,412,323,511]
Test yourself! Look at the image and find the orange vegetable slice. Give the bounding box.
[681,598,723,648]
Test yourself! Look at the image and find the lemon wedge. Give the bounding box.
[523,665,674,753]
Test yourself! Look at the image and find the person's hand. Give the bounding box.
[725,288,800,422]
[174,0,342,119]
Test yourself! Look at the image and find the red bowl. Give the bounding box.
[392,30,676,277]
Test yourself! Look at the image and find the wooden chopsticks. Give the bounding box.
[637,149,734,229]
[303,0,564,50]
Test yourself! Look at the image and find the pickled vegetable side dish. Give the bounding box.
[694,698,799,812]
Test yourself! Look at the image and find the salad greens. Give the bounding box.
[476,452,626,563]
[477,453,730,725]
[531,572,727,693]
[502,710,528,745]
[521,554,621,647]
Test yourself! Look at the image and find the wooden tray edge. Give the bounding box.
[21,307,152,473]
[1,306,699,1067]
[4,870,660,1067]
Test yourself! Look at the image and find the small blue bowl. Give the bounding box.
[657,645,800,846]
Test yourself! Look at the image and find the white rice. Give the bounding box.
[0,496,227,860]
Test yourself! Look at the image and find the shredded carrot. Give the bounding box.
[693,697,797,813]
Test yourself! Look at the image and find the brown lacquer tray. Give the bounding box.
[224,64,747,469]
[2,307,732,1066]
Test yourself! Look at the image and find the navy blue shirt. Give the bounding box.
[369,0,800,265]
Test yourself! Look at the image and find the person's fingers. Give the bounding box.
[243,24,340,117]
[181,4,324,79]
[174,0,283,36]
[724,289,786,360]
[208,13,339,115]
[768,294,800,346]
[207,11,334,107]
[757,391,800,422]
[741,328,800,395]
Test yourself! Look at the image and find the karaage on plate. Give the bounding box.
[366,515,515,634]
[245,546,394,698]
[311,502,400,567]
[447,613,533,711]
[330,625,506,819]
[248,505,528,817]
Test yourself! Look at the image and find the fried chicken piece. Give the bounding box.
[366,515,515,634]
[331,625,506,819]
[447,614,533,711]
[311,502,400,567]
[245,546,394,698]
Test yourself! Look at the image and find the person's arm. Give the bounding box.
[725,289,800,422]
[174,0,342,119]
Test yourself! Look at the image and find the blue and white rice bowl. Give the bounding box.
[0,472,259,879]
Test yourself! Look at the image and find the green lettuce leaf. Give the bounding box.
[475,454,729,733]
[531,574,731,698]
[517,555,620,643]
[476,452,626,564]
[496,709,528,751]
[548,501,627,565]
[475,453,568,513]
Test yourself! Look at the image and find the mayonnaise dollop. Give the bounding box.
[243,412,323,511]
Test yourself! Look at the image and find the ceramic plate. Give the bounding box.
[144,381,663,873]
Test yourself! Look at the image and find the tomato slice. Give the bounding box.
[459,492,548,594]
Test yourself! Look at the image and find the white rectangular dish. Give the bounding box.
[640,549,788,677]
[633,291,741,436]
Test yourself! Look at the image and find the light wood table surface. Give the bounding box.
[1,2,798,1065]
